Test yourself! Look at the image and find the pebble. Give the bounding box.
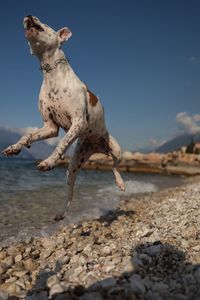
[99,277,117,289]
[0,263,8,275]
[129,274,146,294]
[47,275,59,288]
[14,254,22,263]
[101,245,111,256]
[49,284,64,298]
[79,292,103,300]
[1,181,200,299]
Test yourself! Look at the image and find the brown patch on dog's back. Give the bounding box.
[87,89,98,106]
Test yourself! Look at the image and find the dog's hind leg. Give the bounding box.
[55,138,95,221]
[107,135,125,191]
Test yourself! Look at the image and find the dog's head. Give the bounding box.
[23,15,72,56]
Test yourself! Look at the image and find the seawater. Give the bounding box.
[0,157,185,246]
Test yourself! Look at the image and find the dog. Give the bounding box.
[2,15,125,220]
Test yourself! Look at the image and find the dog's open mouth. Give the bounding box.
[24,16,44,33]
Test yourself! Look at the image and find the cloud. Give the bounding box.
[176,112,200,134]
[132,138,166,152]
[189,56,200,65]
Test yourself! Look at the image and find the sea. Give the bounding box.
[0,157,185,246]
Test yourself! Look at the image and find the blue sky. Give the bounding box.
[1,0,200,150]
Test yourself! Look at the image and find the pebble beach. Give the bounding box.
[1,178,200,299]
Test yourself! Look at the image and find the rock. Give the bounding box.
[15,278,26,290]
[145,245,161,256]
[0,290,8,300]
[24,246,32,257]
[181,225,197,239]
[6,282,21,295]
[26,291,48,300]
[49,284,64,298]
[120,256,135,273]
[0,263,8,275]
[194,267,200,283]
[60,255,70,265]
[129,274,146,294]
[54,248,67,260]
[12,270,28,278]
[152,282,168,293]
[2,256,14,268]
[23,258,38,272]
[145,291,163,300]
[136,225,154,238]
[47,275,59,288]
[79,292,103,300]
[53,294,72,300]
[0,251,7,261]
[99,277,117,289]
[40,249,52,259]
[42,239,56,251]
[102,262,116,273]
[14,254,22,263]
[101,246,111,256]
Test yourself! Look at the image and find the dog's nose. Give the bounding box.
[26,15,33,19]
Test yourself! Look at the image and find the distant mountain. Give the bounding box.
[0,126,56,159]
[155,133,200,153]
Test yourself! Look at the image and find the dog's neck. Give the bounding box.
[38,48,70,82]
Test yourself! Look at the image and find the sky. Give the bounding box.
[1,0,200,151]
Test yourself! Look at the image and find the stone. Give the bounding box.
[194,267,200,283]
[6,282,21,295]
[54,248,67,260]
[102,262,116,273]
[99,277,117,289]
[152,282,168,293]
[12,270,28,278]
[0,263,8,275]
[26,291,48,300]
[42,239,56,251]
[0,251,7,261]
[53,294,72,300]
[61,255,70,265]
[79,292,103,300]
[23,258,38,272]
[145,245,161,256]
[129,274,146,294]
[14,254,22,263]
[47,275,59,288]
[40,249,52,259]
[0,290,8,300]
[3,256,14,268]
[49,284,64,298]
[101,246,111,256]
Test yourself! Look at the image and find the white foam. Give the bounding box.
[97,180,158,197]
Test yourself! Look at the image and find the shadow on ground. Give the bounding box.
[25,243,200,299]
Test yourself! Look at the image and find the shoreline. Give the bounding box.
[0,180,200,299]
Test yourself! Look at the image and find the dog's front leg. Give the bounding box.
[37,118,84,171]
[2,123,58,156]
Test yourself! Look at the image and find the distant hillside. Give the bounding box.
[156,133,200,153]
[0,127,56,159]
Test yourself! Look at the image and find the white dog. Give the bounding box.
[2,16,125,220]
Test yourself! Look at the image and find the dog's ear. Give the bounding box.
[58,27,72,43]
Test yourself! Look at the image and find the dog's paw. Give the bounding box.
[54,213,66,222]
[2,145,21,156]
[37,160,54,171]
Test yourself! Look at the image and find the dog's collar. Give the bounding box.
[40,57,68,73]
